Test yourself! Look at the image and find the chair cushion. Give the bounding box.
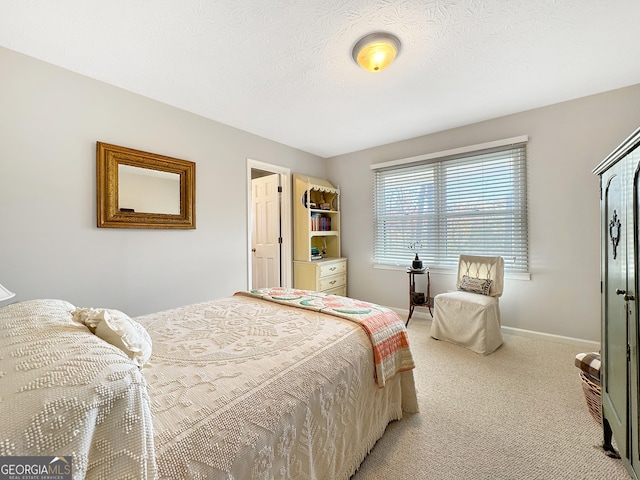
[575,352,600,380]
[437,290,498,308]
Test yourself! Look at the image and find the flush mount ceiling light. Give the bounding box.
[352,32,401,72]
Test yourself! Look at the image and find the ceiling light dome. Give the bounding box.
[352,32,401,72]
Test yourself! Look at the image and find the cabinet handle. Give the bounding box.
[329,267,336,271]
[329,280,336,285]
[616,288,635,301]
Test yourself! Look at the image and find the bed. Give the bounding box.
[0,288,418,479]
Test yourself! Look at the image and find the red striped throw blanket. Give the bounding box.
[235,288,415,387]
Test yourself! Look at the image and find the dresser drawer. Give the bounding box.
[319,273,346,292]
[324,285,347,297]
[318,260,346,278]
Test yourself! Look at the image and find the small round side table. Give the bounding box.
[406,267,432,326]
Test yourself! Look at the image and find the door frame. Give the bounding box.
[246,159,292,290]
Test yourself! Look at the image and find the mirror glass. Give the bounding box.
[97,142,196,229]
[118,165,180,215]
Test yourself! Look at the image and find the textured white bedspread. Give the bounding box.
[135,295,418,480]
[0,296,417,480]
[0,299,156,479]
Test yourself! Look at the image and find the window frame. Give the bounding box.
[370,136,529,276]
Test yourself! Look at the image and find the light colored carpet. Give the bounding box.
[351,317,630,480]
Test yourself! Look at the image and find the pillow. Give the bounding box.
[73,308,152,367]
[458,275,493,296]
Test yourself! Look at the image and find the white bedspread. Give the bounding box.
[0,299,156,479]
[0,296,418,480]
[135,295,418,480]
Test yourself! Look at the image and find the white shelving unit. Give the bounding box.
[293,173,347,296]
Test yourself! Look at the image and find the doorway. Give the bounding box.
[246,159,292,290]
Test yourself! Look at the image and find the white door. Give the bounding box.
[252,174,281,289]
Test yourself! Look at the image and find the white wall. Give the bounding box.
[3,45,640,342]
[326,84,640,342]
[0,46,326,316]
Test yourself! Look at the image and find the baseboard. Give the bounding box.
[389,306,600,350]
[501,326,600,349]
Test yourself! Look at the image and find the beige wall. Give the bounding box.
[0,46,326,316]
[326,84,640,342]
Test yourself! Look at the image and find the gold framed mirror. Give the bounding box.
[97,142,195,229]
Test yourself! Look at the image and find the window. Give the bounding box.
[372,138,528,273]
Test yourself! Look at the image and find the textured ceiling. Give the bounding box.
[1,1,640,157]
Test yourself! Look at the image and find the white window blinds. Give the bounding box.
[372,141,528,273]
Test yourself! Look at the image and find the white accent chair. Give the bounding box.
[430,255,505,355]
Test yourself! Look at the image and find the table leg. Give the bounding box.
[426,271,432,316]
[406,304,414,326]
[407,272,414,326]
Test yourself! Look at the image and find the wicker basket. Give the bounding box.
[579,371,602,425]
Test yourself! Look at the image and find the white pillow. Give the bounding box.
[73,308,152,367]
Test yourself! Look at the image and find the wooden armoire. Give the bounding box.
[593,126,640,479]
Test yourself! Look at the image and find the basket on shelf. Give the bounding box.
[575,352,602,425]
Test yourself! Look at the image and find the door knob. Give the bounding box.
[251,248,256,253]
